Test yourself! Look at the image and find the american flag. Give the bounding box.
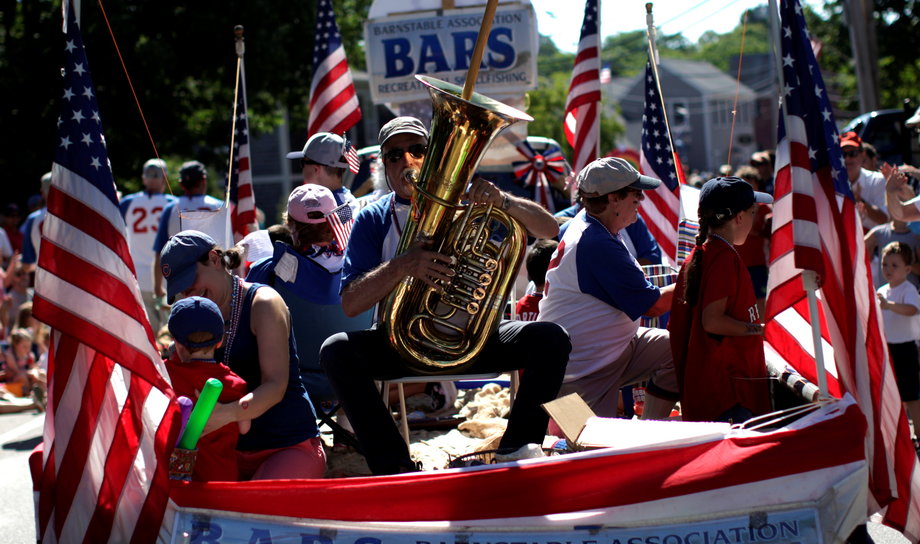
[764,1,920,539]
[327,202,354,252]
[308,0,362,136]
[229,64,257,243]
[32,5,180,542]
[344,136,360,175]
[638,61,685,265]
[563,0,601,174]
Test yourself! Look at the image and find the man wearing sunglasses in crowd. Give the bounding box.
[287,132,359,212]
[840,131,889,229]
[318,116,570,475]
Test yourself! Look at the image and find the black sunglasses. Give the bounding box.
[384,144,427,164]
[842,149,860,158]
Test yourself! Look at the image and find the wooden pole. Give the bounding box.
[461,0,499,101]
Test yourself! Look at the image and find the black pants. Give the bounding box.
[320,320,570,475]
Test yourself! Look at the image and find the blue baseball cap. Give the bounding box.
[160,230,217,304]
[699,176,773,221]
[167,296,224,349]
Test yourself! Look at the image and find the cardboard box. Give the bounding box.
[543,393,731,451]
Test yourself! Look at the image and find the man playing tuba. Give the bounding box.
[320,117,570,475]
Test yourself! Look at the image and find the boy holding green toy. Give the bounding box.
[166,296,248,481]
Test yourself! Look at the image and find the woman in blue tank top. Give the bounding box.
[159,230,325,480]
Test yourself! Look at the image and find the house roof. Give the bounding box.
[658,58,757,99]
[607,58,757,104]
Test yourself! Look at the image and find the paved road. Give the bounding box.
[0,409,44,544]
[0,407,912,544]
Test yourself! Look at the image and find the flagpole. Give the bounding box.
[768,0,828,400]
[226,26,245,207]
[645,3,681,185]
[595,0,602,160]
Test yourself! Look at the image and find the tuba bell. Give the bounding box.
[382,75,532,373]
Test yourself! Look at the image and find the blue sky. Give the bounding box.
[529,0,826,53]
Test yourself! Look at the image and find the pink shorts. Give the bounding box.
[237,436,326,480]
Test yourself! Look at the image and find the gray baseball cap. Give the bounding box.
[378,117,429,147]
[577,157,661,195]
[287,133,348,168]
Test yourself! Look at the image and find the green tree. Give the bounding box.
[526,71,622,160]
[0,0,373,202]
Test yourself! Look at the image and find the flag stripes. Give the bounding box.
[308,0,362,136]
[34,6,179,542]
[563,0,600,174]
[638,62,684,265]
[764,1,920,539]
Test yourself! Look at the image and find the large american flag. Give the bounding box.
[308,0,362,136]
[33,5,179,542]
[563,0,601,174]
[229,63,257,243]
[638,62,685,265]
[764,1,920,539]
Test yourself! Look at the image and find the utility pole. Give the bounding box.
[846,0,880,112]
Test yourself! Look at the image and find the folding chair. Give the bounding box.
[266,244,373,451]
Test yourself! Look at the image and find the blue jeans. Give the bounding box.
[320,321,570,474]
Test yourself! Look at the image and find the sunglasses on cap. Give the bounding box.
[383,144,427,164]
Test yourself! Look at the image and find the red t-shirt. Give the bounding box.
[166,356,249,482]
[515,293,543,321]
[668,239,771,422]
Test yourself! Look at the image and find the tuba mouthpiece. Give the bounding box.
[403,169,419,184]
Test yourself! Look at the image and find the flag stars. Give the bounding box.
[82,86,94,99]
[814,84,823,97]
[65,40,76,53]
[808,147,816,160]
[91,110,101,123]
[783,54,794,67]
[81,133,93,146]
[822,109,832,122]
[73,63,86,76]
[72,109,85,123]
[63,88,75,101]
[60,135,72,150]
[90,156,102,170]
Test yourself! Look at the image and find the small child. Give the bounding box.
[516,239,558,321]
[875,242,920,439]
[166,296,248,482]
[669,177,774,423]
[1,328,37,398]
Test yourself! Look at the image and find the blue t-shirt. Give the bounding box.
[20,208,46,265]
[341,192,412,292]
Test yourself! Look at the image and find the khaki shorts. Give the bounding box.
[558,326,677,418]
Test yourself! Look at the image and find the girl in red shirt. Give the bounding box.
[669,177,773,423]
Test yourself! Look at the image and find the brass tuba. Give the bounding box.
[382,75,532,373]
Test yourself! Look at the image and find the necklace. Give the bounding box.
[389,195,404,237]
[223,275,243,358]
[709,233,741,258]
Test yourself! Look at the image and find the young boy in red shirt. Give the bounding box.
[166,296,248,481]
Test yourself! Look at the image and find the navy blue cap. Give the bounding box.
[699,176,773,221]
[167,296,224,349]
[160,230,216,304]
